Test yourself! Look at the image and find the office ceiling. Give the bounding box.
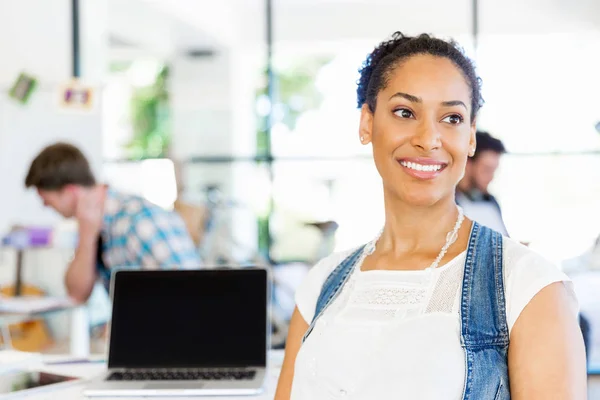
[108,0,600,58]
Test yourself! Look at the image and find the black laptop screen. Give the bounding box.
[107,269,268,369]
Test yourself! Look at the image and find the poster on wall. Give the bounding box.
[56,80,96,112]
[8,72,37,104]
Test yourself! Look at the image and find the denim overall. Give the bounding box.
[302,222,510,399]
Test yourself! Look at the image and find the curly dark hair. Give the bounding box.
[357,32,484,121]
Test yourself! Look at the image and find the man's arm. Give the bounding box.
[64,227,98,303]
[65,186,106,303]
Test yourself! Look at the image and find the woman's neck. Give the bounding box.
[377,189,460,257]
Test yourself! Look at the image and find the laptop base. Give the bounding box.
[83,368,266,397]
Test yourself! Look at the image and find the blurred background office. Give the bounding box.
[0,0,599,369]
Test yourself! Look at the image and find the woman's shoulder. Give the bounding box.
[501,236,561,278]
[295,245,363,323]
[315,246,362,274]
[500,236,578,334]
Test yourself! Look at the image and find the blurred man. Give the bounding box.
[457,131,509,236]
[25,142,201,302]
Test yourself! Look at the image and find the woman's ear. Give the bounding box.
[468,119,477,157]
[359,104,374,145]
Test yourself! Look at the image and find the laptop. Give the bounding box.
[84,268,270,397]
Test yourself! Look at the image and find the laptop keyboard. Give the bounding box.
[107,369,256,381]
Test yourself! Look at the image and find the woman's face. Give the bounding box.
[360,54,476,207]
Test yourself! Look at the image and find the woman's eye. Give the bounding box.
[442,114,464,125]
[394,108,414,119]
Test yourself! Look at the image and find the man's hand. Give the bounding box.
[66,185,106,303]
[75,186,106,235]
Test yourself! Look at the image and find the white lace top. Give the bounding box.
[290,237,577,400]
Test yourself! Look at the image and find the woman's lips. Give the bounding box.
[396,158,448,180]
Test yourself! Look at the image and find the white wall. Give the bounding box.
[0,0,107,234]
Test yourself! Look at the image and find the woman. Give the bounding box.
[275,32,586,399]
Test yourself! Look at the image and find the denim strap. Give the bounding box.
[461,222,510,399]
[302,245,365,343]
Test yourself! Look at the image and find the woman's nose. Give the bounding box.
[411,118,441,152]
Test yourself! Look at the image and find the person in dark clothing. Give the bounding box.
[456,131,509,236]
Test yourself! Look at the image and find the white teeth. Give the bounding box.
[400,161,443,172]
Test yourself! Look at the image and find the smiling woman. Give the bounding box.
[275,32,587,400]
[360,50,477,208]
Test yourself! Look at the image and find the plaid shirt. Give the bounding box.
[97,188,201,290]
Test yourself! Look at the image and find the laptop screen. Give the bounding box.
[107,269,269,369]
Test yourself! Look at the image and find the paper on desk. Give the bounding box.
[0,296,76,314]
[0,350,42,374]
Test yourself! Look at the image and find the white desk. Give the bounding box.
[0,305,89,358]
[26,351,284,400]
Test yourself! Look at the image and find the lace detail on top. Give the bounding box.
[332,251,468,325]
[351,286,427,306]
[425,258,466,314]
